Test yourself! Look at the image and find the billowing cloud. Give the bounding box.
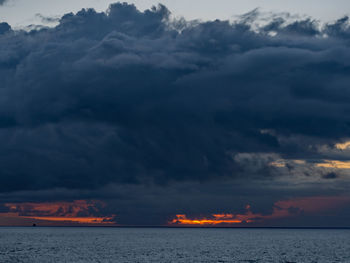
[0,2,350,226]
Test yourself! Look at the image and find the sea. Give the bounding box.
[0,227,349,262]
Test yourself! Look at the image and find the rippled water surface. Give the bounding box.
[0,227,349,262]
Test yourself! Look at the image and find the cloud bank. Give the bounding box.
[1,2,350,225]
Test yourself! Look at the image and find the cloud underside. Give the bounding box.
[1,2,350,225]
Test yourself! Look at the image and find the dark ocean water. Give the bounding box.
[0,227,349,262]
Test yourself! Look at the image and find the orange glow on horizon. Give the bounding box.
[2,196,350,226]
[0,200,116,226]
[170,209,256,226]
[170,214,248,225]
[24,216,114,224]
[169,196,350,226]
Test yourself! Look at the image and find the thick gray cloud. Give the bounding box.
[0,3,350,189]
[0,2,350,225]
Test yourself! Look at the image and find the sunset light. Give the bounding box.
[170,214,247,225]
[169,196,350,226]
[0,200,116,226]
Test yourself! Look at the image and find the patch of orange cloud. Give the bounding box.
[171,214,246,225]
[212,213,234,219]
[269,160,286,167]
[1,200,116,226]
[316,160,350,169]
[170,210,256,226]
[5,200,100,217]
[335,141,350,150]
[169,196,350,226]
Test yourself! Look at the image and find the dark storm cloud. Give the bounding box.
[1,2,350,196]
[323,172,338,179]
[0,22,11,34]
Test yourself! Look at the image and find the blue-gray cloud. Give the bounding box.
[0,3,350,224]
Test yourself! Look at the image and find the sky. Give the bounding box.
[0,1,350,227]
[1,0,350,28]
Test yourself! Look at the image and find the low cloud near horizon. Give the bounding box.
[0,2,350,226]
